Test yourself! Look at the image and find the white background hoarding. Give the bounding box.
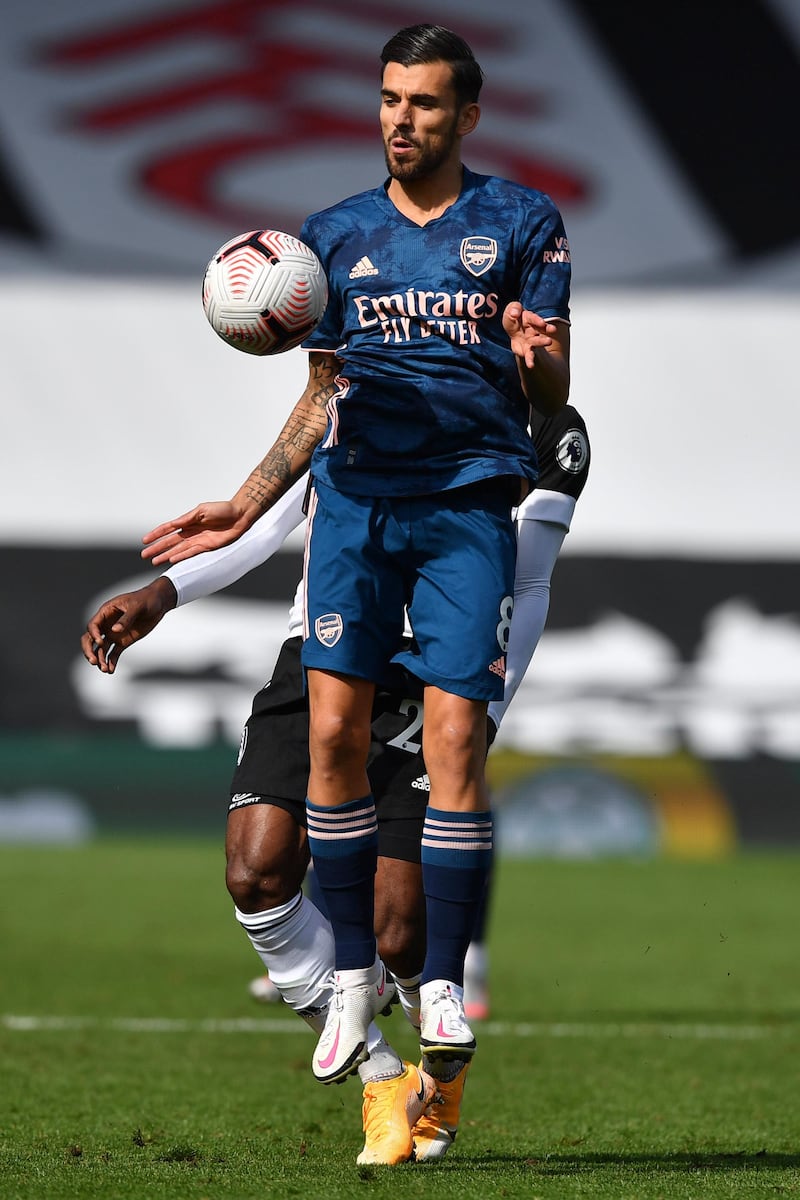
[3,283,798,557]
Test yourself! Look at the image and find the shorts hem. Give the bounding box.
[301,653,383,684]
[392,656,503,703]
[227,793,307,825]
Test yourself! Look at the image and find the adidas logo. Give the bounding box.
[488,656,506,680]
[411,774,431,791]
[348,255,380,279]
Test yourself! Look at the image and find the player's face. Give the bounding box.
[380,61,478,182]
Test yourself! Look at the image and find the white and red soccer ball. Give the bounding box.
[202,229,328,356]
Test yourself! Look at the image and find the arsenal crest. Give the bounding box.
[460,236,497,277]
[315,612,344,646]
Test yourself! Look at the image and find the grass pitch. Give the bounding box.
[1,840,798,1199]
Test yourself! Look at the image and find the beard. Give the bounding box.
[383,120,459,182]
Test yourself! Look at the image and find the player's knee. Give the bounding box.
[425,716,483,776]
[309,710,370,771]
[225,849,302,911]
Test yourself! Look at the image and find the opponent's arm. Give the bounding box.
[502,302,570,416]
[81,577,178,674]
[141,351,341,566]
[486,515,567,734]
[164,475,307,605]
[82,472,309,673]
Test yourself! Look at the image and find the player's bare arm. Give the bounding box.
[81,577,178,674]
[141,352,341,566]
[502,301,570,416]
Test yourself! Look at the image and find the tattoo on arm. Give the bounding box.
[243,353,341,511]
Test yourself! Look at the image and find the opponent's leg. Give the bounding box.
[228,638,415,1159]
[231,637,330,1014]
[227,803,334,1027]
[374,854,425,1027]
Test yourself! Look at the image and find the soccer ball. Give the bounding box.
[202,229,328,356]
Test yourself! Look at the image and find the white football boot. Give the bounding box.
[312,957,396,1085]
[418,981,476,1061]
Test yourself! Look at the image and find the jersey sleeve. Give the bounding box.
[518,197,571,323]
[300,217,343,353]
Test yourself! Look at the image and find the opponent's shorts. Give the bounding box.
[519,405,591,526]
[229,636,428,863]
[302,477,517,701]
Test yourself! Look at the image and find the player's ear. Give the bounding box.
[458,102,480,137]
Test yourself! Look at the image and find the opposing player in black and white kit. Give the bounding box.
[81,403,589,1164]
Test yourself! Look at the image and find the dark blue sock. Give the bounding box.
[304,864,329,920]
[470,842,494,942]
[421,806,493,987]
[305,794,377,971]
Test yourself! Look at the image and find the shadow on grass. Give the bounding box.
[429,1150,800,1175]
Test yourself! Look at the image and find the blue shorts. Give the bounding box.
[301,478,517,701]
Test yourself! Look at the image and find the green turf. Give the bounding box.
[1,841,798,1198]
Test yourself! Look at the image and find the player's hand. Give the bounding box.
[502,302,557,369]
[141,501,249,565]
[81,577,177,674]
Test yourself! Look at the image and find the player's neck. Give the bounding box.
[386,162,464,227]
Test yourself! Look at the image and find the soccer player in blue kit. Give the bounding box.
[142,23,571,1100]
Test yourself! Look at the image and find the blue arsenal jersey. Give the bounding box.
[301,167,571,497]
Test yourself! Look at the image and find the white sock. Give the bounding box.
[235,893,334,1020]
[392,972,422,1029]
[358,1030,403,1084]
[464,941,489,982]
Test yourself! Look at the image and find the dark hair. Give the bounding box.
[380,24,484,106]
